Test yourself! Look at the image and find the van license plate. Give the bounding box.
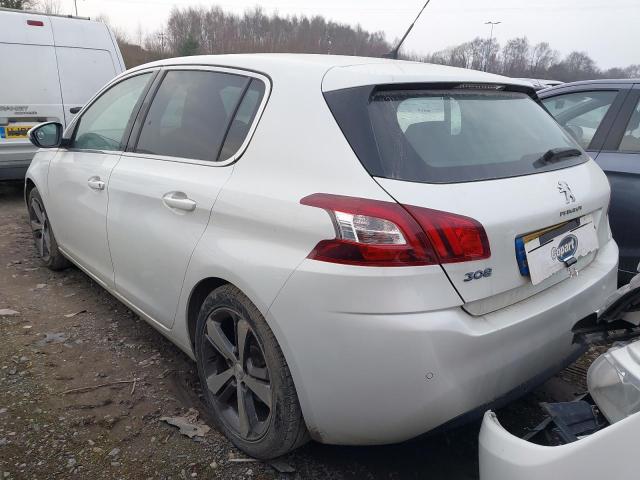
[5,126,31,139]
[524,214,598,285]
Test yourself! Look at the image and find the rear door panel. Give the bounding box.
[107,156,232,328]
[377,160,611,306]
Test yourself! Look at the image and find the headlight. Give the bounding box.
[587,341,640,423]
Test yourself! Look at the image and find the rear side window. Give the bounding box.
[326,86,585,184]
[135,70,263,162]
[219,79,266,161]
[541,91,618,149]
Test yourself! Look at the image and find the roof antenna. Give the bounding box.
[385,0,433,59]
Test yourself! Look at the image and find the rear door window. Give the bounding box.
[134,70,257,162]
[326,87,584,184]
[541,91,618,149]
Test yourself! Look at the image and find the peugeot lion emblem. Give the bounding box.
[557,181,576,204]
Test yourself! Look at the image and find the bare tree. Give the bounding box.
[501,37,530,77]
[0,0,35,9]
[37,0,60,14]
[529,42,557,76]
[624,65,640,78]
[158,6,390,58]
[421,36,640,82]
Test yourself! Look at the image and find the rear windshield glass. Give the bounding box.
[325,87,586,183]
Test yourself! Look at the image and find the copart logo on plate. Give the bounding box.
[551,234,578,262]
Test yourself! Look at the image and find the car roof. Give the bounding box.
[128,53,534,92]
[539,78,639,95]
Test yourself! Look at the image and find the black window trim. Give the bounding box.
[122,65,271,167]
[62,69,160,155]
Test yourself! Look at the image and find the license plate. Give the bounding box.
[3,126,31,139]
[523,214,598,285]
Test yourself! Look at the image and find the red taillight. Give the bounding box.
[300,194,490,267]
[27,20,44,26]
[300,194,438,266]
[404,206,490,263]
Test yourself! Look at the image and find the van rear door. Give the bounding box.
[50,16,122,125]
[55,48,118,125]
[0,12,63,155]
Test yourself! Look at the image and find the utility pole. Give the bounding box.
[73,0,78,15]
[484,21,501,71]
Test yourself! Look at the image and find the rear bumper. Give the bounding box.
[268,239,618,445]
[0,164,29,180]
[0,143,35,180]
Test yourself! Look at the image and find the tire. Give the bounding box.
[27,188,70,271]
[195,284,308,459]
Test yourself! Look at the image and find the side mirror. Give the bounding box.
[28,122,63,148]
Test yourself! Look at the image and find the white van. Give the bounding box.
[0,8,125,180]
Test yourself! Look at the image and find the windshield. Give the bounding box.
[326,87,586,183]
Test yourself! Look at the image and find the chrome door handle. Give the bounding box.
[87,176,105,190]
[162,191,197,212]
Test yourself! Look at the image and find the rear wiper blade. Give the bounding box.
[533,147,583,168]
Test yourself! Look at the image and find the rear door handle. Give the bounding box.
[162,191,197,212]
[87,176,105,190]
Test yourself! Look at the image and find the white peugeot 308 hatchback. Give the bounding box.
[24,54,618,459]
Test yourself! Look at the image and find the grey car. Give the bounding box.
[539,79,640,285]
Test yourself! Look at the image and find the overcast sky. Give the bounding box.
[57,0,639,69]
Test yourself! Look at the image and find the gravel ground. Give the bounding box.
[1,180,589,480]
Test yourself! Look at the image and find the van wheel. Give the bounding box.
[195,285,308,459]
[28,188,69,271]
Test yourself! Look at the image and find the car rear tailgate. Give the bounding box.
[378,160,611,308]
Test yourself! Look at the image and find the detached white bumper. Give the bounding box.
[479,409,640,480]
[480,272,640,480]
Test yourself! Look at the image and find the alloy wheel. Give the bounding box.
[29,197,51,262]
[201,307,272,441]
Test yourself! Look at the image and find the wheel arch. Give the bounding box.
[186,276,230,349]
[24,177,37,205]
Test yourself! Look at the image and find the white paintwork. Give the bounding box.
[378,160,611,308]
[107,156,233,329]
[479,275,640,479]
[47,149,120,288]
[0,9,123,177]
[26,54,619,446]
[480,409,640,480]
[322,61,532,92]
